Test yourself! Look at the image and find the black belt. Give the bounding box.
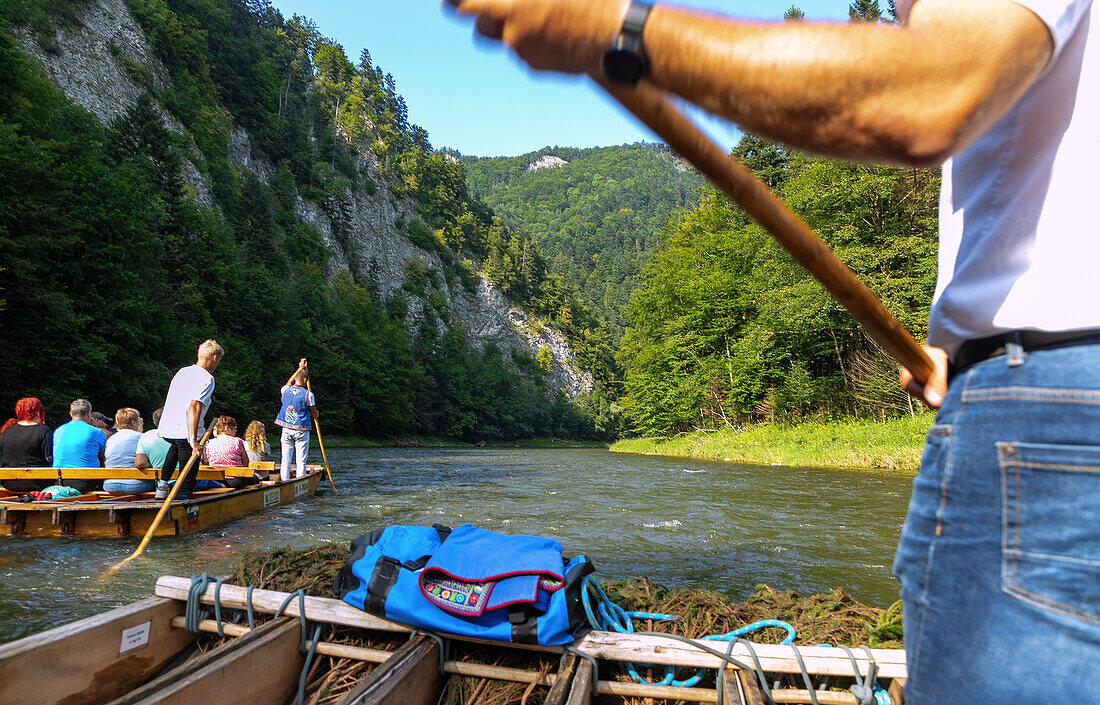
[951,329,1100,378]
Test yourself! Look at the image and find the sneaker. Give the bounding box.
[153,481,170,500]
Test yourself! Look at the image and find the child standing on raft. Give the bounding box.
[275,358,316,482]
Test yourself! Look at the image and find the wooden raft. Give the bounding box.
[0,575,908,705]
[0,465,322,537]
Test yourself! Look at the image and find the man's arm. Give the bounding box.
[285,358,308,388]
[135,452,152,470]
[449,0,1053,165]
[187,399,203,451]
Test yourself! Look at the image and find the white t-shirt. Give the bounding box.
[924,0,1100,356]
[158,365,215,441]
[105,428,142,468]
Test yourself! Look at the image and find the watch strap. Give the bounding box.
[620,1,653,40]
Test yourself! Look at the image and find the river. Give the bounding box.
[0,448,913,643]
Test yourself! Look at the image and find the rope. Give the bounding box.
[564,645,600,703]
[579,576,890,704]
[185,576,319,705]
[411,629,449,675]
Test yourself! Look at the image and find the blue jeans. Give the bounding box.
[894,338,1100,704]
[103,478,157,494]
[280,427,309,481]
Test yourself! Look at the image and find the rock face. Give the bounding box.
[13,0,594,399]
[527,155,567,171]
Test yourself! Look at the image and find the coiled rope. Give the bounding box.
[185,574,321,705]
[578,575,889,705]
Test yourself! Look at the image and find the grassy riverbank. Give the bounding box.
[611,413,935,471]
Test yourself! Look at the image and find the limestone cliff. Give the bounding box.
[13,0,594,399]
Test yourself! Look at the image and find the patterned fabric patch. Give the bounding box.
[538,575,563,591]
[421,574,494,616]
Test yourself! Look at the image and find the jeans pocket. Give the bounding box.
[998,441,1100,624]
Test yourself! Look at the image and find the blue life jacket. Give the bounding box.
[333,524,594,646]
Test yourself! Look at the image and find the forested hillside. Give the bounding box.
[618,136,940,435]
[463,144,706,341]
[0,0,612,440]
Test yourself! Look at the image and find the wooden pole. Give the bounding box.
[599,79,933,385]
[305,377,336,490]
[106,424,215,574]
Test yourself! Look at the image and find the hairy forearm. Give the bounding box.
[451,0,1051,166]
[642,1,1051,164]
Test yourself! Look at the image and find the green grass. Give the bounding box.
[610,413,935,471]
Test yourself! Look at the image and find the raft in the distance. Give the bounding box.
[0,463,322,537]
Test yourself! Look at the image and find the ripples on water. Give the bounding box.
[0,448,912,642]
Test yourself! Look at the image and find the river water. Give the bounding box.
[0,448,913,643]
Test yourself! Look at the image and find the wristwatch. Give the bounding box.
[600,1,653,86]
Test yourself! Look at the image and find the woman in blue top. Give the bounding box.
[275,358,315,482]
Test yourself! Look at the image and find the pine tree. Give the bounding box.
[848,0,882,22]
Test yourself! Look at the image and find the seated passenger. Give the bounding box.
[103,408,149,495]
[0,397,53,492]
[203,416,257,489]
[244,420,272,480]
[135,408,171,472]
[91,411,115,439]
[53,399,106,493]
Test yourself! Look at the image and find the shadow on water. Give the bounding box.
[0,448,912,643]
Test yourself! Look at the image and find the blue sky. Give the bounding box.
[266,1,853,157]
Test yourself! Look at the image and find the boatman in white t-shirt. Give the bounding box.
[155,339,223,501]
[446,0,1099,702]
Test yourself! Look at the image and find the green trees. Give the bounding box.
[464,144,707,343]
[618,137,939,435]
[0,1,601,440]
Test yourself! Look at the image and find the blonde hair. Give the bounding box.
[213,415,237,436]
[244,420,266,454]
[114,408,143,432]
[199,339,224,358]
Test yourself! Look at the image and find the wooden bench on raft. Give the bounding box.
[0,461,274,484]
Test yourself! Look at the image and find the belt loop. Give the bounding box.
[1006,331,1025,367]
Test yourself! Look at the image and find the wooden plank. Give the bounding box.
[114,617,304,705]
[565,657,593,705]
[543,653,580,705]
[335,635,442,705]
[171,616,864,705]
[720,668,767,705]
[154,576,906,679]
[889,678,906,705]
[107,617,295,705]
[0,466,254,480]
[0,597,195,705]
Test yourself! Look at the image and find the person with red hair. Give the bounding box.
[0,397,53,492]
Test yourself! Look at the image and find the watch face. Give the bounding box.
[601,48,645,85]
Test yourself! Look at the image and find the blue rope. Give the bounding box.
[579,575,890,703]
[581,576,796,687]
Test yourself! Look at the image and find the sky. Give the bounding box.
[266,1,853,158]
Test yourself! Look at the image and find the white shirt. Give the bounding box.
[925,0,1100,356]
[105,428,142,468]
[158,365,215,440]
